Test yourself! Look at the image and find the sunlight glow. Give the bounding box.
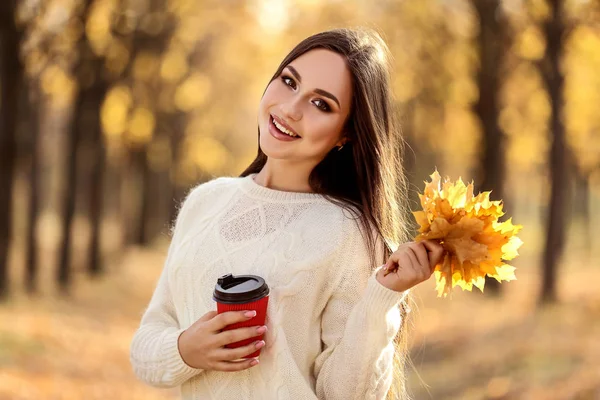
[252,0,289,34]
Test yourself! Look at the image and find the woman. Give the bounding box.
[130,27,444,400]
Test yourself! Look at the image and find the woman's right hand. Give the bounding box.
[177,310,267,372]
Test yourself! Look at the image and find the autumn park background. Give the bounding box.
[0,0,599,399]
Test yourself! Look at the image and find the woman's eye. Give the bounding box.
[313,99,331,112]
[281,75,296,89]
[280,75,330,112]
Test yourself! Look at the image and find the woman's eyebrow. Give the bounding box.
[285,65,341,108]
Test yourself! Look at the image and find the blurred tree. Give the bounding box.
[25,79,42,293]
[57,0,101,291]
[538,0,568,305]
[0,0,23,299]
[76,0,113,278]
[471,0,509,295]
[563,13,600,258]
[125,0,177,246]
[16,0,68,294]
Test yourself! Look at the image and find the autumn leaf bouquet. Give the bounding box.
[412,170,523,298]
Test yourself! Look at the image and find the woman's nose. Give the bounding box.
[281,98,302,121]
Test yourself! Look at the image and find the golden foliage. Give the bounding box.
[413,170,523,297]
[174,73,211,111]
[160,47,189,82]
[40,64,76,106]
[86,0,116,56]
[127,107,155,146]
[101,85,132,137]
[16,0,600,181]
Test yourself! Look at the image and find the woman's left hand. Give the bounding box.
[376,240,445,293]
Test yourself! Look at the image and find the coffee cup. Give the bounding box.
[213,273,269,358]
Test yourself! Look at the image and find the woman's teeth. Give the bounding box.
[272,117,299,137]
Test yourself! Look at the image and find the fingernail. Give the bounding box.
[256,325,267,334]
[250,359,259,366]
[255,340,265,349]
[244,310,257,318]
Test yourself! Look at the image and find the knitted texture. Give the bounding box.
[130,173,409,399]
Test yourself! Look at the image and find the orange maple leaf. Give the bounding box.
[413,169,523,298]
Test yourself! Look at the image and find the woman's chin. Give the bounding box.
[260,137,290,158]
[261,146,289,160]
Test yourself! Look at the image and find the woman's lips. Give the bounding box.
[271,114,300,137]
[269,115,301,142]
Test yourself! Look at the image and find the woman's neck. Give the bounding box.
[254,160,315,194]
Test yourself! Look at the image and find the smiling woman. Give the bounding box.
[130,27,420,400]
[255,48,353,192]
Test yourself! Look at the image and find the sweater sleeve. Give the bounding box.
[130,184,208,388]
[314,222,409,400]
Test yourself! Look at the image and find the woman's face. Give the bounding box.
[258,49,353,165]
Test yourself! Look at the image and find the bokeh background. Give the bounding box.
[1,0,599,399]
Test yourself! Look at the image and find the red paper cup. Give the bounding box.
[213,274,270,359]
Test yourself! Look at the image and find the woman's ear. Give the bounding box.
[335,134,350,147]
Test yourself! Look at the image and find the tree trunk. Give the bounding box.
[88,141,106,276]
[0,1,22,299]
[57,97,82,293]
[539,0,567,305]
[472,0,506,295]
[146,158,162,242]
[58,0,109,287]
[25,84,41,293]
[86,87,108,277]
[131,147,151,246]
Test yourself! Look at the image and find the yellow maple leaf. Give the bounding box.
[414,169,523,297]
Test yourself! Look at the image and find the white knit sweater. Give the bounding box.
[130,173,409,400]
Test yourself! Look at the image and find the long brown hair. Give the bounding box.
[240,27,412,399]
